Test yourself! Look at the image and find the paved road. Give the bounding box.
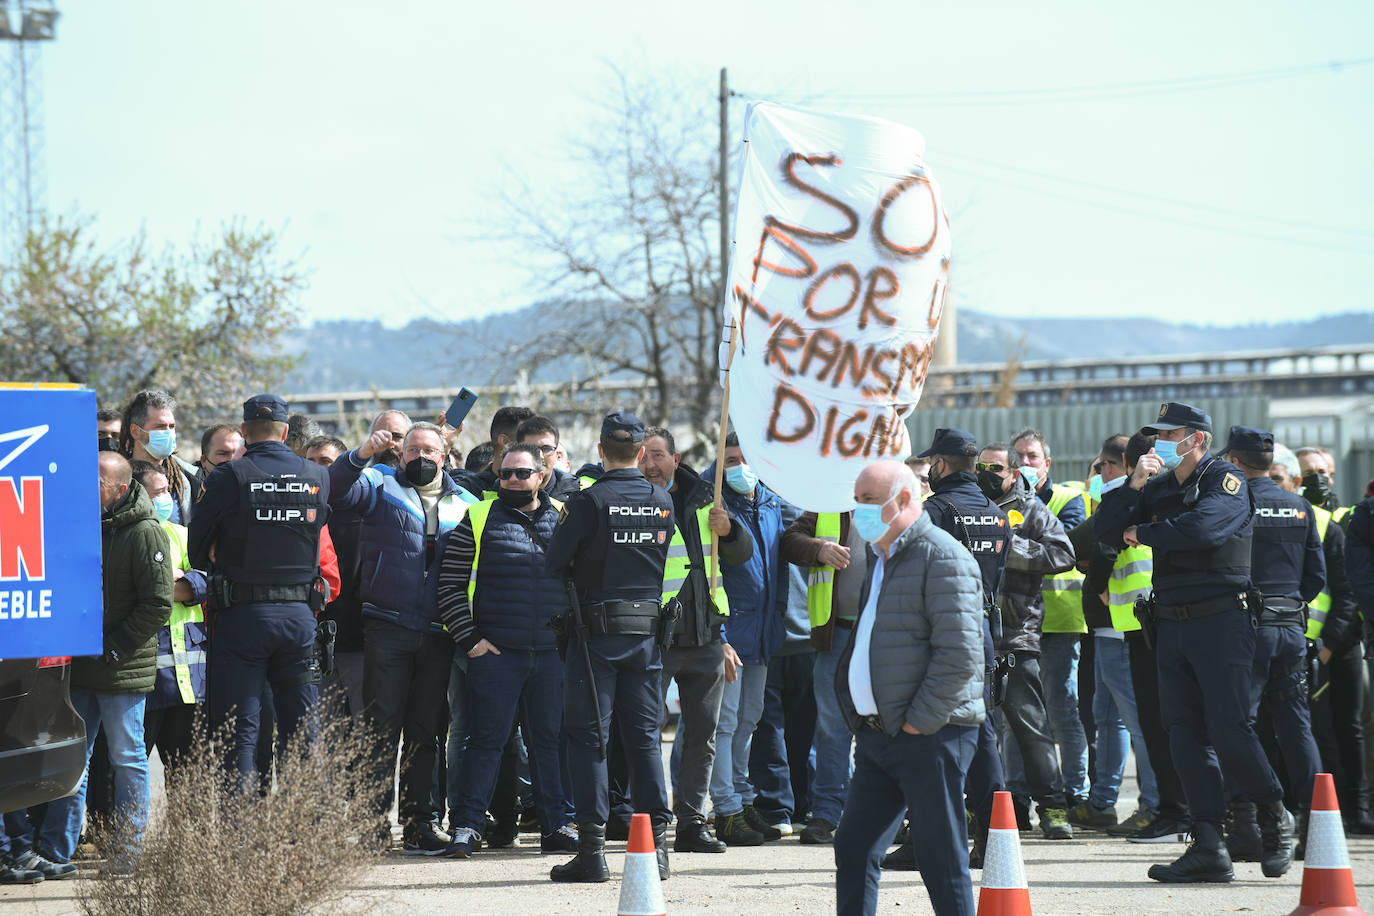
[4,812,1372,915]
[4,743,1372,914]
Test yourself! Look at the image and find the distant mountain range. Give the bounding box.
[283,308,1374,393]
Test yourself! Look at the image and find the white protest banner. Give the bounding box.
[723,102,951,512]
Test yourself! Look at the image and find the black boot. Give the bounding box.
[1224,801,1261,862]
[1147,822,1234,883]
[652,821,670,881]
[674,815,726,853]
[1256,801,1294,878]
[880,842,917,871]
[550,823,610,883]
[1294,809,1308,861]
[968,815,989,870]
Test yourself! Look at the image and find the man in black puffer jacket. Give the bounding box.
[976,442,1077,842]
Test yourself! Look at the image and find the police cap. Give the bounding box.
[243,394,289,423]
[915,427,978,458]
[1223,425,1274,455]
[601,410,646,443]
[1142,402,1212,435]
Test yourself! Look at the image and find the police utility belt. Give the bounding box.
[582,599,663,638]
[1153,590,1253,622]
[213,576,325,612]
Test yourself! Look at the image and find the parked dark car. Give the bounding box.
[0,656,87,810]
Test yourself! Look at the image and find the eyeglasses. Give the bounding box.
[498,467,538,480]
[975,463,1005,473]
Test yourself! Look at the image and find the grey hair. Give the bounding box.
[404,421,445,447]
[1192,429,1214,454]
[888,463,920,501]
[370,409,411,431]
[1272,443,1300,478]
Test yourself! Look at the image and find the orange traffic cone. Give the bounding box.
[977,791,1033,915]
[617,813,666,916]
[1291,773,1367,915]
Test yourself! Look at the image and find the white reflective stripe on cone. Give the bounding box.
[980,827,1027,889]
[616,851,665,916]
[1304,809,1351,869]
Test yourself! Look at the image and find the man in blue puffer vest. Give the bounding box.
[706,432,789,846]
[330,421,479,854]
[434,443,576,857]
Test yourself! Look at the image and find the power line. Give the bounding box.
[801,56,1374,108]
[937,150,1374,240]
[938,161,1374,255]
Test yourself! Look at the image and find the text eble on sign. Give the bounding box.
[0,384,102,658]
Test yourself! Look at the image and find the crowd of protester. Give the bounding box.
[3,386,1374,896]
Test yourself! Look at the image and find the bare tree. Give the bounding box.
[495,69,725,455]
[0,215,307,433]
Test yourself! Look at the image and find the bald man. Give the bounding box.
[832,460,986,916]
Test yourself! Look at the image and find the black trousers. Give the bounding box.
[1310,643,1369,814]
[1127,633,1189,821]
[144,702,200,772]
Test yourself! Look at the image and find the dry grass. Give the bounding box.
[79,695,382,916]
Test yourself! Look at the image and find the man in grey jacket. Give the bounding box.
[833,460,985,916]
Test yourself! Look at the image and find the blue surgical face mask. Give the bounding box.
[1088,474,1103,502]
[852,495,896,543]
[724,463,758,495]
[144,428,177,460]
[151,493,174,522]
[1154,435,1195,470]
[1018,465,1038,487]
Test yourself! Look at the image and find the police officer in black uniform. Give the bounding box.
[1223,426,1324,864]
[189,394,330,785]
[917,428,1013,866]
[544,412,675,883]
[1097,403,1290,884]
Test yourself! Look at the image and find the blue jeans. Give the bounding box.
[834,725,978,916]
[41,691,149,864]
[1090,635,1158,810]
[811,624,855,825]
[709,661,768,816]
[1040,633,1089,801]
[451,649,570,833]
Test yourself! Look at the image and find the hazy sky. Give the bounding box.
[33,1,1374,328]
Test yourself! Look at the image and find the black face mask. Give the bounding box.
[1300,472,1331,506]
[977,469,1006,501]
[496,486,534,509]
[97,436,121,453]
[404,456,439,487]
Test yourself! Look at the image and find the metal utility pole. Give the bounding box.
[0,0,59,265]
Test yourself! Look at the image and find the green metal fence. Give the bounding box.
[905,396,1272,484]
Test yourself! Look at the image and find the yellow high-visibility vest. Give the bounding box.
[1107,545,1152,634]
[1306,506,1332,640]
[805,513,842,629]
[662,505,730,615]
[155,521,205,706]
[1042,484,1089,634]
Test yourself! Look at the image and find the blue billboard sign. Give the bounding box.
[0,385,102,658]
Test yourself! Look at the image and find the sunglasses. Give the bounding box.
[534,444,557,455]
[975,462,1005,473]
[498,467,538,480]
